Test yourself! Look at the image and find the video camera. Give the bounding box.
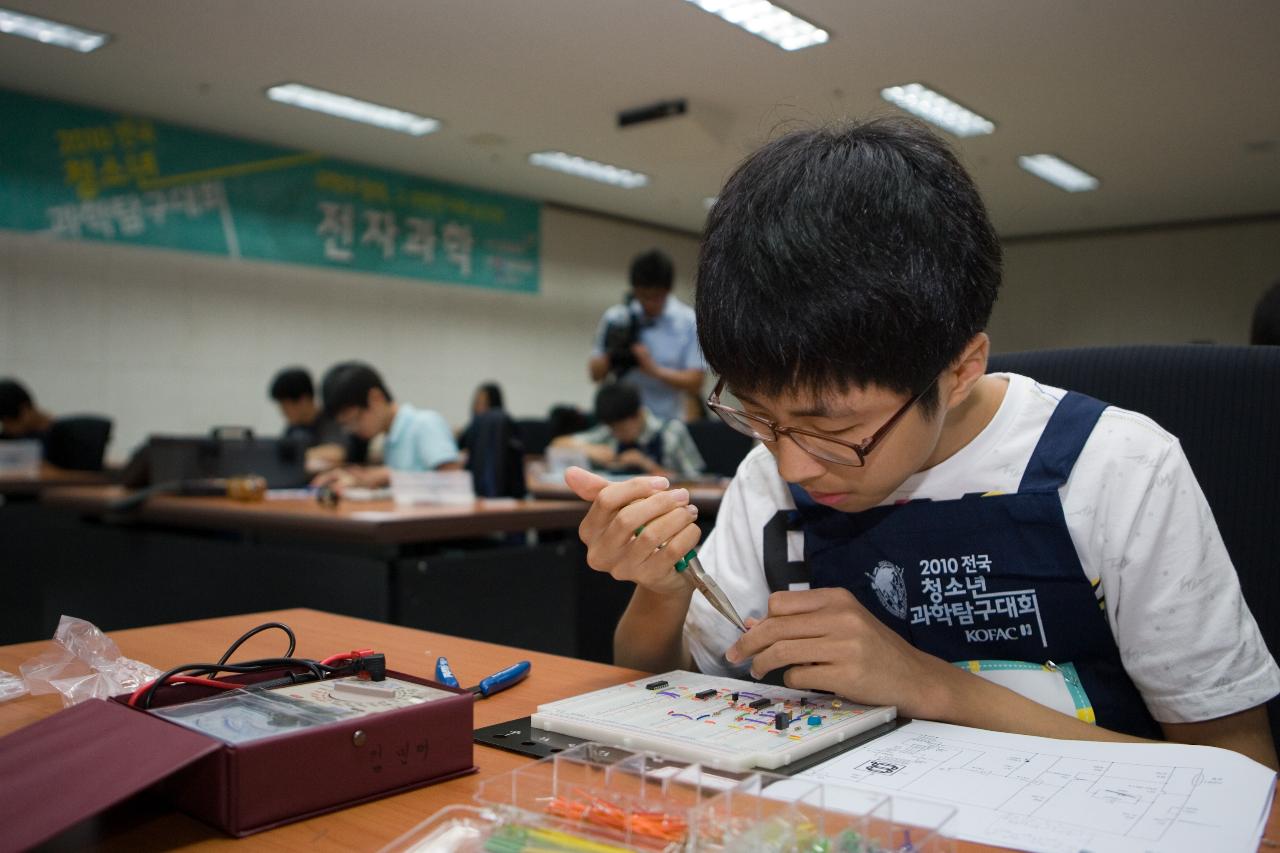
[602,293,644,379]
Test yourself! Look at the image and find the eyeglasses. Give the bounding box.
[706,377,936,467]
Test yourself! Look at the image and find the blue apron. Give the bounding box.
[781,392,1161,739]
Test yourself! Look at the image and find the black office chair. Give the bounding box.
[43,416,112,471]
[513,418,554,457]
[687,418,756,478]
[546,405,592,441]
[988,344,1280,743]
[464,410,527,499]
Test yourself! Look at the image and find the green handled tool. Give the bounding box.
[675,548,748,632]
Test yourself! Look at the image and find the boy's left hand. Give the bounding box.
[725,587,949,719]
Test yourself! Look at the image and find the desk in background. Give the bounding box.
[2,608,1275,852]
[526,461,728,519]
[9,487,592,655]
[0,466,115,644]
[43,486,587,545]
[0,463,110,497]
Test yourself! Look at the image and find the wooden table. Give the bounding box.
[0,608,640,851]
[4,609,1276,852]
[526,465,728,518]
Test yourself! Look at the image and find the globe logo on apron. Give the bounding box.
[866,561,908,619]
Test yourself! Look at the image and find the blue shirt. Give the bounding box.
[592,294,705,421]
[384,403,460,471]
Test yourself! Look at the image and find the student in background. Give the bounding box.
[473,382,504,416]
[1251,278,1280,345]
[553,382,704,481]
[0,378,52,441]
[311,362,460,491]
[0,377,111,470]
[458,381,505,452]
[458,381,526,499]
[268,366,348,470]
[567,119,1278,767]
[589,249,705,422]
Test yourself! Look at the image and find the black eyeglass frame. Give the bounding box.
[706,377,937,467]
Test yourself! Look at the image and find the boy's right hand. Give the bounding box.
[565,466,701,596]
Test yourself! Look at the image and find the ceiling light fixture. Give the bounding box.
[266,83,440,136]
[1018,154,1100,192]
[682,0,828,51]
[880,83,995,138]
[528,151,649,189]
[0,8,109,52]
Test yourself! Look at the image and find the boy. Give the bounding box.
[268,366,349,470]
[567,118,1279,767]
[0,378,52,440]
[0,377,110,470]
[312,362,459,491]
[553,382,705,481]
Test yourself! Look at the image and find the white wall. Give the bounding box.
[4,211,1279,463]
[0,206,700,461]
[992,218,1280,352]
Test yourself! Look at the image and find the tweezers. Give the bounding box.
[674,548,748,632]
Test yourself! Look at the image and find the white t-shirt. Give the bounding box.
[686,372,1280,724]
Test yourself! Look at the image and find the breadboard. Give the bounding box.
[531,670,896,771]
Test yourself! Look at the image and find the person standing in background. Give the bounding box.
[589,249,705,422]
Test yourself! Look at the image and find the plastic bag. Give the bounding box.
[18,615,162,706]
[0,669,26,702]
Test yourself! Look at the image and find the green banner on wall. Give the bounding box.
[0,89,540,292]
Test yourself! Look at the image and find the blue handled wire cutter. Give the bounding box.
[435,656,530,698]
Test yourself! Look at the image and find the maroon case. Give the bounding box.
[0,669,475,849]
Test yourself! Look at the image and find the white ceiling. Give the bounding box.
[2,0,1278,238]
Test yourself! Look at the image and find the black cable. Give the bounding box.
[136,621,386,709]
[138,657,327,709]
[216,622,296,665]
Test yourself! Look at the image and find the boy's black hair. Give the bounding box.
[696,117,1002,415]
[0,378,34,420]
[269,367,314,402]
[1251,278,1280,346]
[595,382,642,425]
[630,249,675,291]
[321,362,393,417]
[477,382,504,411]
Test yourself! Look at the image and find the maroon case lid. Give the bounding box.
[0,698,221,851]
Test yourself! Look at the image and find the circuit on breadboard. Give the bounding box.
[532,670,896,771]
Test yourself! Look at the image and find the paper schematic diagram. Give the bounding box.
[794,720,1276,853]
[531,669,896,771]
